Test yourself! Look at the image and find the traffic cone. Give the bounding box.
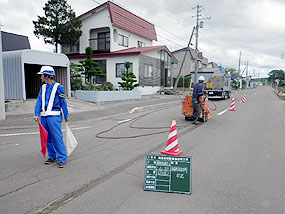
[161,120,183,156]
[242,94,246,103]
[229,98,236,111]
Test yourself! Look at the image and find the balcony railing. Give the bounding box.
[89,37,110,53]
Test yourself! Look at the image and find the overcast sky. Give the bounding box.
[1,0,285,77]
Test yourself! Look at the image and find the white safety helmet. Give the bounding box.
[37,66,55,76]
[198,76,205,81]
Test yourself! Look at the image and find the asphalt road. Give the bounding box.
[1,86,284,214]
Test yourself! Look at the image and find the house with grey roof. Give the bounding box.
[171,47,208,80]
[1,31,30,51]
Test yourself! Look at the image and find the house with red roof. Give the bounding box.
[62,1,177,94]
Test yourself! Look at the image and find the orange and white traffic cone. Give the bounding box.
[242,94,246,103]
[229,98,236,111]
[161,120,183,156]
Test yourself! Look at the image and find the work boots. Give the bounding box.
[45,159,56,165]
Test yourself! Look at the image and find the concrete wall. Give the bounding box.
[75,90,141,102]
[136,86,160,95]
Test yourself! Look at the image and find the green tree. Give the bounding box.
[70,63,82,91]
[225,68,238,76]
[78,47,104,85]
[33,0,82,53]
[267,70,284,82]
[118,62,139,90]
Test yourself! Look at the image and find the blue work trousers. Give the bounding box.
[41,115,67,163]
[192,97,200,119]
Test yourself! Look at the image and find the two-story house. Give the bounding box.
[171,47,207,79]
[62,1,177,94]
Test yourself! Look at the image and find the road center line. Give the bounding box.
[217,108,228,116]
[0,126,92,137]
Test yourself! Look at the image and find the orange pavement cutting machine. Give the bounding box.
[182,94,212,122]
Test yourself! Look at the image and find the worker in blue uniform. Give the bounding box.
[34,66,69,168]
[192,76,205,124]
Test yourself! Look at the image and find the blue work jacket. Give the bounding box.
[35,81,69,119]
[193,82,203,99]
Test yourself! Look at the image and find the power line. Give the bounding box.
[156,34,185,47]
[91,0,101,5]
[110,0,234,67]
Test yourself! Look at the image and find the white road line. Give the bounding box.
[217,108,228,116]
[68,126,92,131]
[0,132,39,137]
[0,126,92,137]
[254,90,261,95]
[129,107,140,114]
[118,119,132,124]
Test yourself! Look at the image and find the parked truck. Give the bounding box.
[204,75,231,99]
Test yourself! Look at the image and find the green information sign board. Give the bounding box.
[144,154,192,194]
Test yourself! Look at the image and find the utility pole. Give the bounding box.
[246,61,249,89]
[193,5,210,83]
[0,19,5,120]
[238,51,242,89]
[173,26,195,91]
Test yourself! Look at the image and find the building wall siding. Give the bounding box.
[2,51,23,99]
[139,55,161,86]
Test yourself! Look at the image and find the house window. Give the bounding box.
[69,40,79,53]
[177,61,186,68]
[93,60,106,84]
[116,63,133,77]
[118,34,128,47]
[144,64,153,78]
[138,41,146,47]
[98,32,110,50]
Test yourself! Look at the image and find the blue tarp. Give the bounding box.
[231,75,242,79]
[219,66,226,75]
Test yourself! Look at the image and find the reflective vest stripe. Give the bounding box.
[41,84,46,114]
[41,83,61,116]
[41,111,60,116]
[47,83,60,113]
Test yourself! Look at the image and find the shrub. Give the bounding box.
[101,82,114,91]
[173,77,191,88]
[118,61,139,90]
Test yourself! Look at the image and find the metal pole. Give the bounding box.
[0,20,6,120]
[194,5,200,83]
[238,51,242,89]
[246,61,249,89]
[173,26,195,91]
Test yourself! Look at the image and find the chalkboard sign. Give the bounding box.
[144,154,192,194]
